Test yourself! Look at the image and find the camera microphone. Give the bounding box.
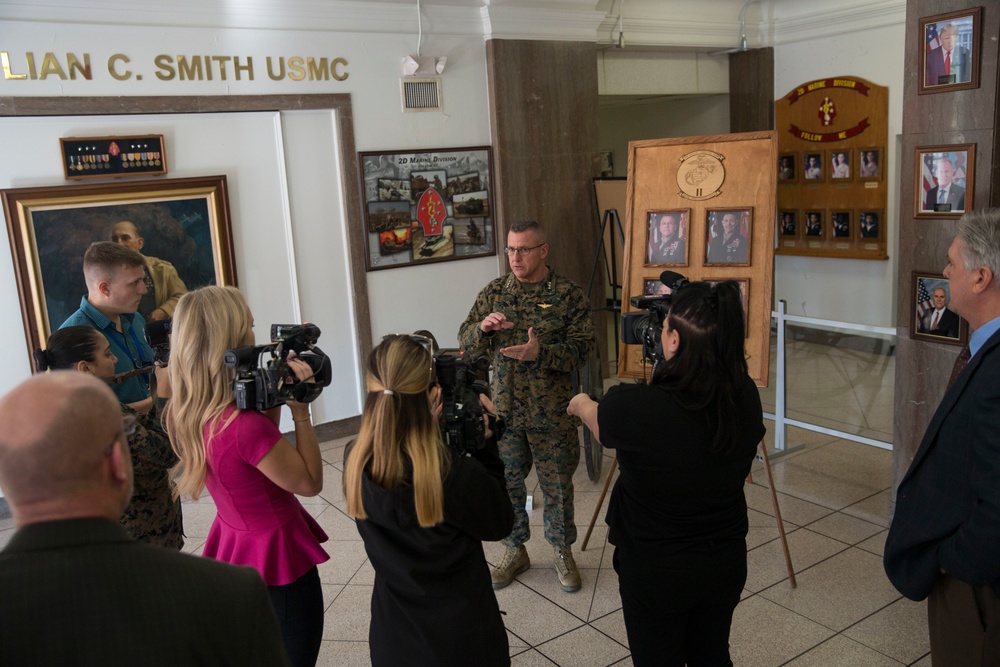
[659,270,690,292]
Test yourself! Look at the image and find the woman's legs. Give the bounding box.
[268,566,324,667]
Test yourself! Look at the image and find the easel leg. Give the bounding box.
[581,455,618,551]
[758,442,797,588]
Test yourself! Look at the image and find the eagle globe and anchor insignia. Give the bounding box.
[676,150,726,201]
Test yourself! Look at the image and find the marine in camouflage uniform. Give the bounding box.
[120,402,184,549]
[459,266,594,549]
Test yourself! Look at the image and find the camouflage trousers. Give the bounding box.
[499,426,580,549]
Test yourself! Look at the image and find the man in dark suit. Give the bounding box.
[925,24,971,87]
[0,372,291,667]
[885,208,1000,666]
[924,157,966,213]
[918,287,960,338]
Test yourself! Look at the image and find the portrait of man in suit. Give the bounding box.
[925,23,971,88]
[924,156,966,213]
[886,209,1000,666]
[918,285,960,339]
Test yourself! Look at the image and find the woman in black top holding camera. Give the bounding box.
[343,334,514,667]
[569,281,764,667]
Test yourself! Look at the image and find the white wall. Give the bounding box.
[0,18,498,420]
[772,8,905,326]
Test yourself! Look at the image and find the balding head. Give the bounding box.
[0,372,132,527]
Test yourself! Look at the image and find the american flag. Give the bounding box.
[926,23,940,52]
[922,153,937,198]
[916,280,934,321]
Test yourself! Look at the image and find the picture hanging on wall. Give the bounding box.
[358,146,496,271]
[911,271,968,346]
[913,143,975,219]
[918,7,981,95]
[1,175,237,361]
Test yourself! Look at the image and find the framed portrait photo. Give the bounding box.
[919,7,981,95]
[704,208,752,266]
[858,147,882,181]
[778,210,798,238]
[914,143,975,219]
[831,210,852,240]
[643,278,671,296]
[1,175,237,361]
[858,210,883,242]
[778,153,797,183]
[802,152,824,182]
[645,209,690,266]
[912,272,968,345]
[830,150,852,182]
[803,210,824,239]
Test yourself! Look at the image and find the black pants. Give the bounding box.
[614,540,746,667]
[268,565,324,667]
[929,573,1000,666]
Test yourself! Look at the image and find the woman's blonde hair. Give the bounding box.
[343,335,447,527]
[166,285,252,499]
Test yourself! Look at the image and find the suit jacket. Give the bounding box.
[885,328,1000,601]
[919,307,960,338]
[0,518,291,666]
[925,184,966,212]
[926,45,971,87]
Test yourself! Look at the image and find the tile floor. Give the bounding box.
[0,335,929,665]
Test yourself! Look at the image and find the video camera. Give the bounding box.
[144,318,172,365]
[621,270,689,365]
[225,323,332,411]
[433,350,497,456]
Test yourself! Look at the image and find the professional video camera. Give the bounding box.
[144,318,172,365]
[621,270,689,365]
[225,323,332,411]
[433,350,498,455]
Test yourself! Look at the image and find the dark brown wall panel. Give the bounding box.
[730,47,774,133]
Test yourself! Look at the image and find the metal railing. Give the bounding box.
[768,300,896,453]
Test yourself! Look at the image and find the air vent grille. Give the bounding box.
[401,78,443,112]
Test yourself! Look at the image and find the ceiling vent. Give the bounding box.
[401,78,443,112]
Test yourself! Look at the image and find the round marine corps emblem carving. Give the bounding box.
[676,150,725,200]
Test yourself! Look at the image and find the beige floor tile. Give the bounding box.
[320,583,342,613]
[508,629,529,651]
[745,482,834,527]
[589,609,628,647]
[843,597,930,664]
[317,464,344,505]
[316,640,371,667]
[589,567,622,621]
[314,505,361,540]
[842,488,893,527]
[759,547,902,631]
[316,540,369,585]
[323,584,372,641]
[515,563,599,621]
[180,538,205,555]
[783,634,904,666]
[178,500,218,539]
[746,527,848,593]
[349,558,375,585]
[747,507,797,550]
[536,624,630,667]
[0,527,15,549]
[510,648,560,665]
[857,529,888,556]
[911,653,932,665]
[494,581,585,646]
[729,595,834,667]
[806,511,885,545]
[767,440,891,510]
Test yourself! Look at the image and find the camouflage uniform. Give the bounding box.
[120,403,184,550]
[459,268,594,548]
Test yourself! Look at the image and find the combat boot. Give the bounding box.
[491,545,530,590]
[554,546,581,592]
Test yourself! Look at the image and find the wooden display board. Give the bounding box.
[618,132,776,387]
[775,76,888,259]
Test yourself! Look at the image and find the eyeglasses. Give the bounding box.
[504,243,546,256]
[105,414,138,456]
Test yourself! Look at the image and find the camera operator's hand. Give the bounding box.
[429,384,443,420]
[567,392,601,443]
[499,326,539,362]
[284,351,316,384]
[480,312,515,334]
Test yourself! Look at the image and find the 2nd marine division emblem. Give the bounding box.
[676,150,725,201]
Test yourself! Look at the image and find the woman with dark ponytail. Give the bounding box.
[34,325,183,549]
[568,281,765,666]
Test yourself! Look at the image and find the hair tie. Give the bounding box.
[383,389,395,395]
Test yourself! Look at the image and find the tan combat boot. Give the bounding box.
[491,545,530,590]
[554,546,581,592]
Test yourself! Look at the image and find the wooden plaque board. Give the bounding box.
[618,131,776,388]
[775,76,888,259]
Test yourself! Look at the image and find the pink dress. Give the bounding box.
[201,406,329,586]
